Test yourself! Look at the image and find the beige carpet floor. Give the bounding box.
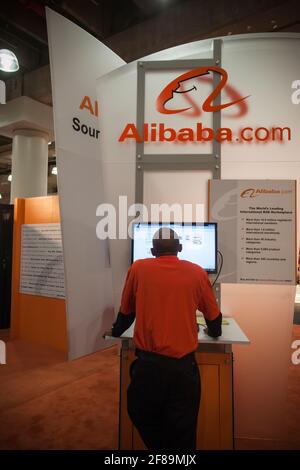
[0,327,300,450]
[0,332,119,450]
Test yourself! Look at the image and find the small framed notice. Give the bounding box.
[20,223,65,299]
[210,180,296,285]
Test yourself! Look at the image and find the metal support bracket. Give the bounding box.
[135,39,222,204]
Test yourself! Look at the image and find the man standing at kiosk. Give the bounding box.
[111,227,222,451]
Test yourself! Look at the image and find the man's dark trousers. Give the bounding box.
[127,349,201,451]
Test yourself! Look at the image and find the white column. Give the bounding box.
[10,128,49,203]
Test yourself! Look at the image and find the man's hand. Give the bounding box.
[102,329,113,339]
[203,326,219,339]
[204,312,222,338]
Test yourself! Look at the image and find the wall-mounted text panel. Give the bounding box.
[20,224,65,298]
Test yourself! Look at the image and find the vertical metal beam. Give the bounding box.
[212,39,222,179]
[135,61,146,205]
[135,39,223,204]
[212,40,222,307]
[213,282,221,308]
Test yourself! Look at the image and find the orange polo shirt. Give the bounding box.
[120,256,220,359]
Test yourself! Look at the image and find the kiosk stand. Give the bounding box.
[114,318,249,450]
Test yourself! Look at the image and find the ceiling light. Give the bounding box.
[7,174,12,182]
[51,166,57,175]
[0,193,2,199]
[0,49,19,73]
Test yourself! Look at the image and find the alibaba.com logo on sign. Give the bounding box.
[119,66,291,144]
[156,66,249,117]
[240,188,281,198]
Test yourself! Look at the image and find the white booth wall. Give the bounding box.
[47,9,125,359]
[97,34,300,443]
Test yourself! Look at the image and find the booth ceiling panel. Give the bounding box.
[0,0,47,45]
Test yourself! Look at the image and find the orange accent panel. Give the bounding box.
[10,195,67,353]
[207,179,211,222]
[294,180,297,283]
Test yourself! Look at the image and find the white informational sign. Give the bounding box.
[210,180,296,285]
[20,224,65,299]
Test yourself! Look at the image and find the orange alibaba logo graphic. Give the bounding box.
[156,66,249,118]
[240,189,257,198]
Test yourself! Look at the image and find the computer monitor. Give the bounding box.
[132,222,217,273]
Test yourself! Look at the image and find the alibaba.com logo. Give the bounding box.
[241,188,281,198]
[156,66,249,118]
[118,66,254,143]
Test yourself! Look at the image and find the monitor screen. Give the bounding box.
[132,223,217,273]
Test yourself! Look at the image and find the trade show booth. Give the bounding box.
[6,9,296,449]
[95,33,299,448]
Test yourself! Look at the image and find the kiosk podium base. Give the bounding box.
[119,342,234,450]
